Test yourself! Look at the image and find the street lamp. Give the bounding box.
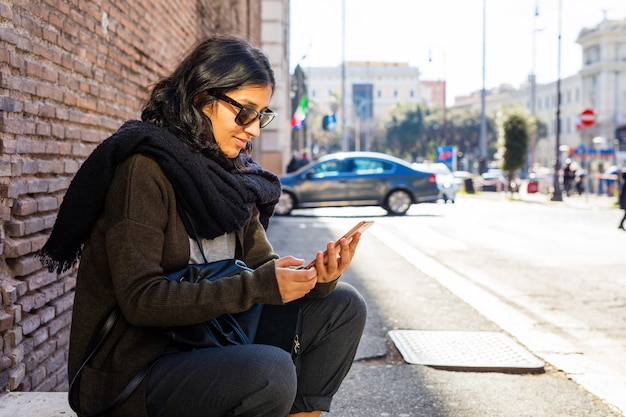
[479,0,487,163]
[341,0,348,152]
[551,0,563,201]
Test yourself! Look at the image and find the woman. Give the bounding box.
[39,36,366,417]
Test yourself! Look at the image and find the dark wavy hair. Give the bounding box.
[141,35,275,167]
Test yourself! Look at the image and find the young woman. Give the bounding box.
[39,36,366,417]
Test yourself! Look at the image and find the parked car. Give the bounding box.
[453,170,475,193]
[478,171,505,192]
[275,152,440,216]
[413,162,457,203]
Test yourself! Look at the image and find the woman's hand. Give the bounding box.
[274,233,361,302]
[310,232,361,283]
[274,256,318,303]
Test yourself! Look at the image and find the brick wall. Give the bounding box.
[0,0,261,392]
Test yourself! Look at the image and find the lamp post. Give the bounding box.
[529,1,542,172]
[479,0,487,165]
[551,0,563,201]
[340,0,348,152]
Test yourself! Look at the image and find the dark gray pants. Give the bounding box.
[145,282,366,417]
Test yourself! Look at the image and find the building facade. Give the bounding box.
[303,61,445,152]
[453,18,626,174]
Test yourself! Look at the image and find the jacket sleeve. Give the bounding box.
[103,155,283,328]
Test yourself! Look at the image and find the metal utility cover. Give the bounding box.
[388,330,545,373]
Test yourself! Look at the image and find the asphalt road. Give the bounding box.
[267,191,624,417]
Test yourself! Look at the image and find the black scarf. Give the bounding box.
[38,120,281,273]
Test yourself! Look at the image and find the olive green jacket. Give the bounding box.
[69,154,335,417]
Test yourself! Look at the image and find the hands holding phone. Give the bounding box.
[274,221,373,303]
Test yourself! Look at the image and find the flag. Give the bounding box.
[291,96,307,130]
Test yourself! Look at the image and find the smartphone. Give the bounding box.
[304,220,374,269]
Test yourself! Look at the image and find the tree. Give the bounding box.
[501,113,529,191]
[377,104,498,168]
[384,104,427,159]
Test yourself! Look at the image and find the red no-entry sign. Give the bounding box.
[580,108,596,127]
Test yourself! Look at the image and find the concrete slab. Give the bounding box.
[0,392,75,417]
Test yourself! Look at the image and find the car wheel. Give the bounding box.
[274,192,295,216]
[384,189,412,216]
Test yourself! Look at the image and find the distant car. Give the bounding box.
[413,162,458,203]
[275,152,440,216]
[479,171,505,192]
[452,170,473,186]
[453,170,474,193]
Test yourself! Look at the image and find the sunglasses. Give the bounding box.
[216,94,277,128]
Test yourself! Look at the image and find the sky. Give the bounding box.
[289,0,626,105]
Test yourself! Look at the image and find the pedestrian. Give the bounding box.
[293,150,312,171]
[38,35,366,417]
[563,159,576,196]
[287,150,301,173]
[300,151,311,164]
[618,169,626,230]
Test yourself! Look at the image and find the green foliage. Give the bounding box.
[445,107,497,160]
[374,104,498,162]
[501,113,529,172]
[385,104,427,158]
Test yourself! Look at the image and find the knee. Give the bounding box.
[252,346,298,405]
[335,283,367,329]
[269,351,298,396]
[227,346,297,416]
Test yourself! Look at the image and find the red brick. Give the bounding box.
[47,310,71,336]
[36,196,58,212]
[0,3,13,20]
[0,311,14,332]
[17,313,40,335]
[4,327,23,348]
[25,271,56,292]
[40,282,64,303]
[0,355,12,372]
[3,237,31,258]
[30,327,49,347]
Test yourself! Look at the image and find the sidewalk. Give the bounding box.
[476,182,619,210]
[488,182,619,210]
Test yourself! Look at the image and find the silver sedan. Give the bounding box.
[275,152,440,216]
